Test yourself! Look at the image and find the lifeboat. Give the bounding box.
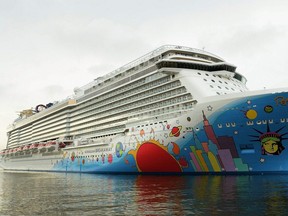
[58,142,66,148]
[16,146,24,152]
[30,143,39,153]
[46,142,56,151]
[23,145,29,151]
[8,149,15,155]
[38,143,47,153]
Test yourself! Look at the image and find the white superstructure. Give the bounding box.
[5,45,248,152]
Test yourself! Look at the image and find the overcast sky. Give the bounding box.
[1,0,288,148]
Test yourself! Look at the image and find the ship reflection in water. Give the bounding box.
[0,171,288,215]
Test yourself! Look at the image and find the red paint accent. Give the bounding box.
[136,142,182,172]
[178,157,188,168]
[171,142,180,155]
[108,154,113,164]
[171,127,181,137]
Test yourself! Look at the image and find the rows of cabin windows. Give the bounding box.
[32,119,67,134]
[11,110,69,136]
[70,84,185,124]
[73,125,125,139]
[70,95,192,136]
[31,125,68,138]
[71,80,181,120]
[130,101,195,120]
[74,73,165,107]
[80,71,169,108]
[72,75,171,116]
[69,92,191,130]
[197,71,247,90]
[10,117,67,142]
[30,130,66,143]
[81,65,159,100]
[13,127,66,145]
[69,118,126,133]
[69,94,192,134]
[32,111,69,127]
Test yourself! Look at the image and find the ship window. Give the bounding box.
[210,85,214,88]
[247,121,254,125]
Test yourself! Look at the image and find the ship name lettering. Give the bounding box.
[274,96,288,106]
[94,147,112,153]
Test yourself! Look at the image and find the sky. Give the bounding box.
[1,0,288,148]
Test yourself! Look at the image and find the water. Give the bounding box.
[0,171,288,216]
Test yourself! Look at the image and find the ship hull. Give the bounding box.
[2,90,288,174]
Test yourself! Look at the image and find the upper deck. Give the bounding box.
[74,45,227,98]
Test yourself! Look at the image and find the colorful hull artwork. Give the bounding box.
[45,92,288,174]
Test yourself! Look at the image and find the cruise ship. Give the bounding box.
[1,45,288,174]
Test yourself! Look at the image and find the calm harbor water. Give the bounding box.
[0,171,288,215]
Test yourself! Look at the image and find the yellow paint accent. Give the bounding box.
[196,150,209,171]
[208,152,221,172]
[246,109,257,120]
[68,99,76,105]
